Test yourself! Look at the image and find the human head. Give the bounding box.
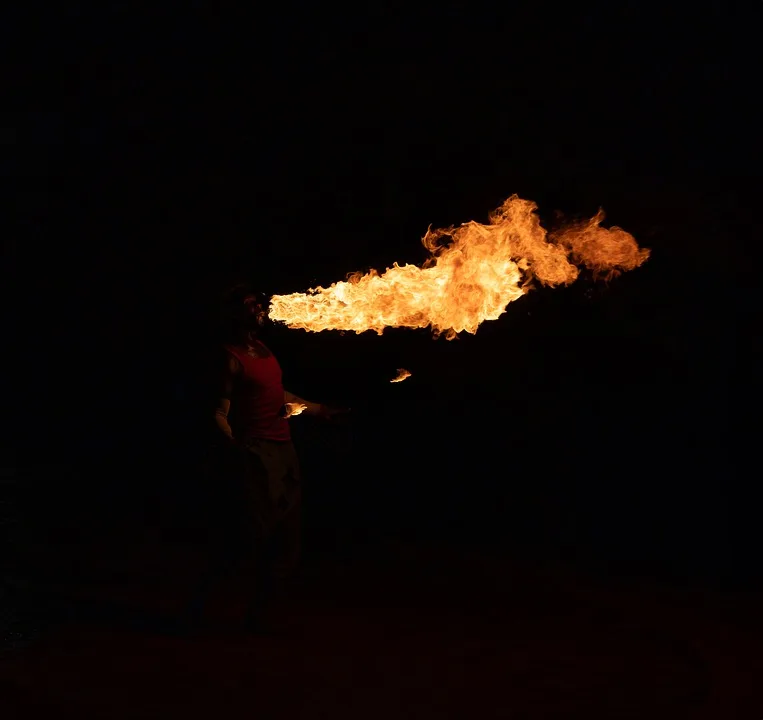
[222,283,270,340]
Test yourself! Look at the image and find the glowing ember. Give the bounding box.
[283,402,307,418]
[390,368,411,383]
[269,195,649,339]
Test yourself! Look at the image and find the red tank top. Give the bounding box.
[225,343,291,442]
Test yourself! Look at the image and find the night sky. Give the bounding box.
[8,3,755,585]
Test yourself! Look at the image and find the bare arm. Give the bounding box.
[215,353,241,441]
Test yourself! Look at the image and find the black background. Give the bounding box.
[6,3,754,590]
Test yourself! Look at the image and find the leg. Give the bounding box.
[181,450,245,631]
[273,440,303,582]
[182,529,239,630]
[273,500,302,581]
[240,439,302,631]
[243,533,276,631]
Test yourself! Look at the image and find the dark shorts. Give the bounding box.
[237,437,302,539]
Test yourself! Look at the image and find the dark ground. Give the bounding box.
[2,521,762,719]
[4,3,757,718]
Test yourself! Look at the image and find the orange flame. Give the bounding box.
[269,195,649,339]
[390,368,411,383]
[283,402,307,418]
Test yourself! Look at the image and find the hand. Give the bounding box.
[318,404,351,421]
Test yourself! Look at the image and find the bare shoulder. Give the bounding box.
[222,346,243,373]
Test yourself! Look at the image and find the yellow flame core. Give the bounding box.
[390,368,411,383]
[269,195,649,339]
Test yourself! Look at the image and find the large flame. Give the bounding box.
[269,195,649,339]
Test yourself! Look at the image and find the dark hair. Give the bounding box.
[219,283,270,341]
[221,283,271,312]
[222,282,255,307]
